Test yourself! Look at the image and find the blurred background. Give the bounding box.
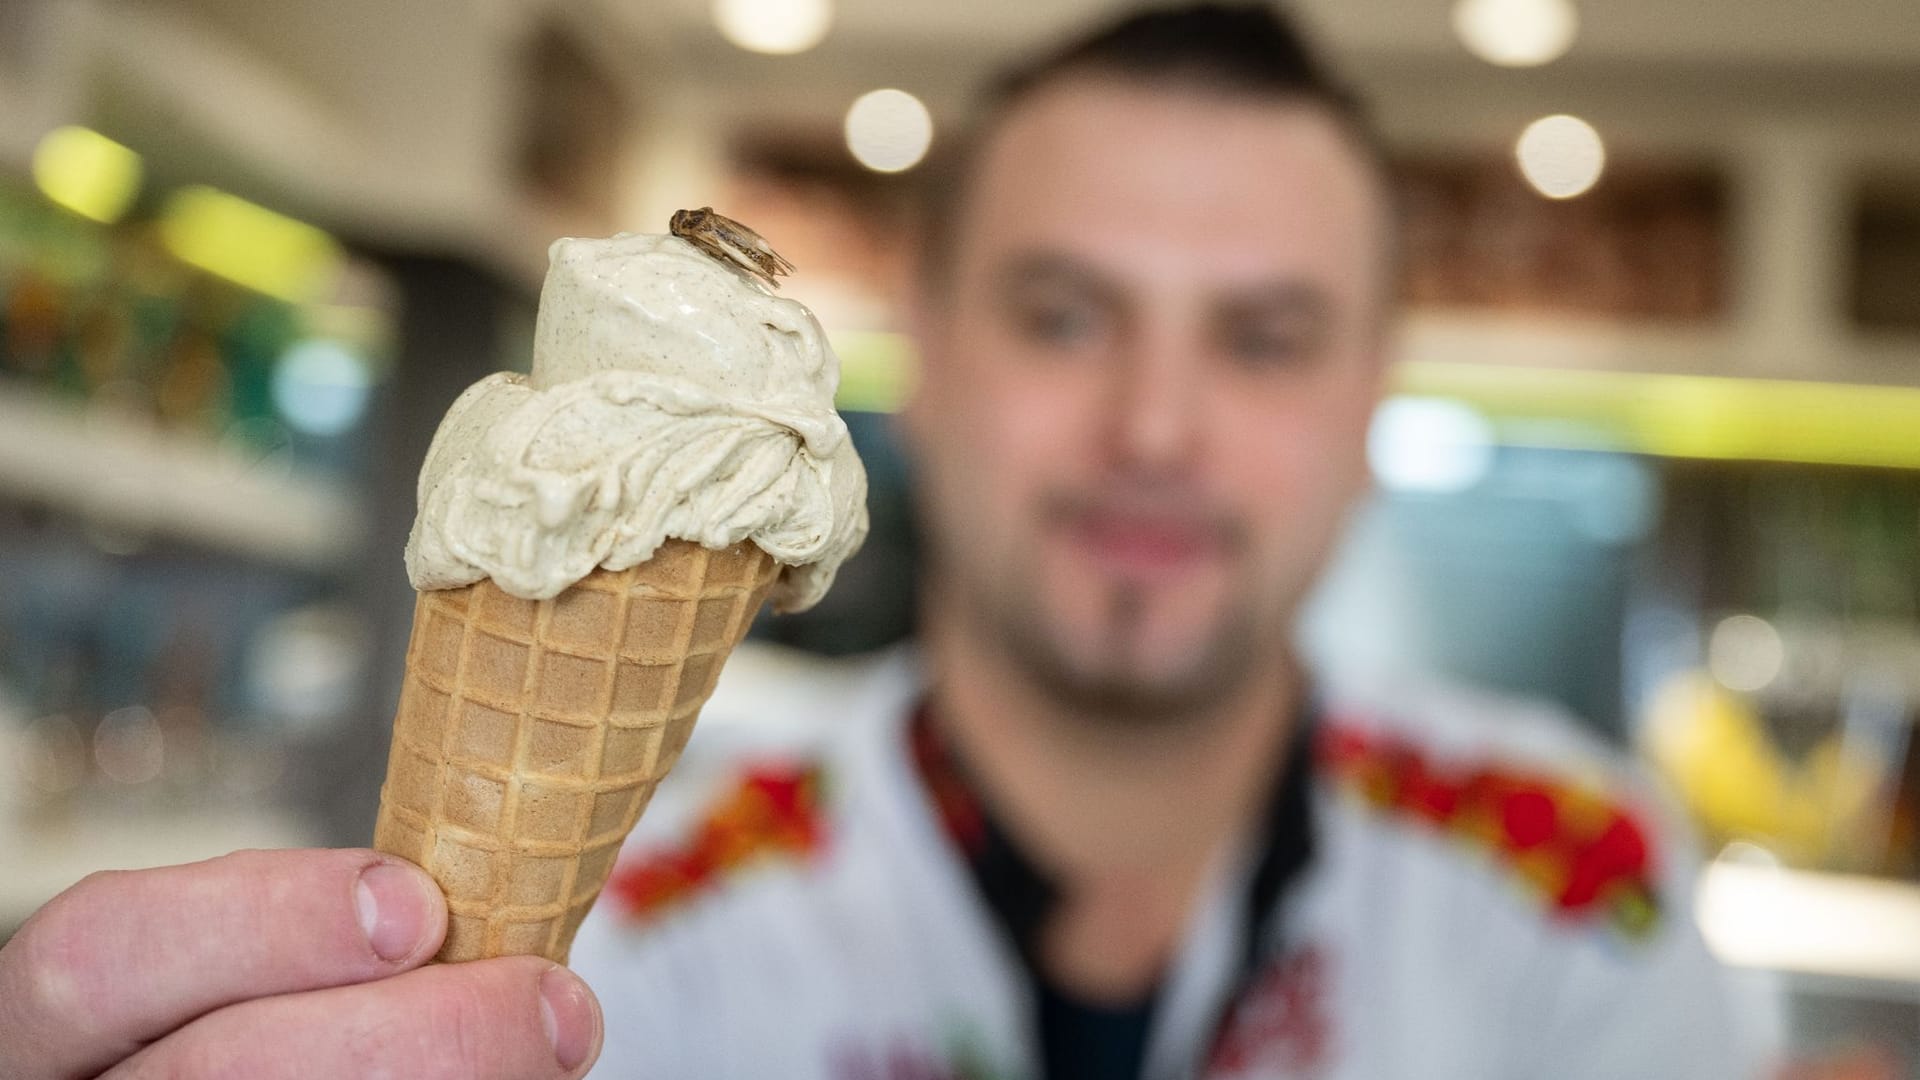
[0,0,1917,1073]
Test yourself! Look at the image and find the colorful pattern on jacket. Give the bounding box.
[606,764,828,923]
[1318,722,1661,938]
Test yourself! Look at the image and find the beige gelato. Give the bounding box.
[405,231,869,611]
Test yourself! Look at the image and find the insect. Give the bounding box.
[669,207,796,289]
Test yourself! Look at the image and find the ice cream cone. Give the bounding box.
[373,538,778,963]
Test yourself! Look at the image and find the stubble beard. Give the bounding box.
[969,559,1268,729]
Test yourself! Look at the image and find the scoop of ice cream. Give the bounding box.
[405,232,868,611]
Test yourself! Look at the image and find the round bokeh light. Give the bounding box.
[712,0,833,56]
[845,88,934,174]
[271,339,373,437]
[1368,397,1496,494]
[1452,0,1578,67]
[1516,114,1605,199]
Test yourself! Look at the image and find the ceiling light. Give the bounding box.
[1515,114,1605,199]
[1452,0,1578,67]
[712,0,832,55]
[844,89,933,174]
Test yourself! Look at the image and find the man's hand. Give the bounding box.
[0,849,602,1079]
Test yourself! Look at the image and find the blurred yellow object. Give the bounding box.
[32,125,144,224]
[1645,673,1812,854]
[1804,738,1888,865]
[1643,672,1877,864]
[831,330,917,413]
[158,186,343,304]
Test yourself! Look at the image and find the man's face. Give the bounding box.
[904,77,1391,720]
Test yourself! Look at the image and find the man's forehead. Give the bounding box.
[957,76,1385,283]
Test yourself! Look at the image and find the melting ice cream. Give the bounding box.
[405,231,868,611]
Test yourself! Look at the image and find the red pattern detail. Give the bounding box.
[909,705,989,855]
[1208,947,1332,1076]
[1501,788,1559,849]
[830,1041,970,1080]
[605,764,828,923]
[1316,722,1661,936]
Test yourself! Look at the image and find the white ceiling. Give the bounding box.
[9,0,1918,282]
[595,0,1920,137]
[616,0,1920,69]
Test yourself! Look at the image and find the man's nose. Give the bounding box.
[1105,332,1203,476]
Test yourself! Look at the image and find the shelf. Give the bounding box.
[0,388,364,570]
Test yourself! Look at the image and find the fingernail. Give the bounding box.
[355,862,432,962]
[540,966,599,1073]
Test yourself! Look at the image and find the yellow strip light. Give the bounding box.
[832,336,1920,471]
[158,185,342,304]
[1397,361,1920,471]
[32,126,143,223]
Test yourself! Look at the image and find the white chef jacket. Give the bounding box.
[572,645,1766,1079]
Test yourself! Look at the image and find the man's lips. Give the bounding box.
[1060,509,1231,577]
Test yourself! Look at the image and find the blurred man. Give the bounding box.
[0,4,1760,1080]
[570,5,1758,1078]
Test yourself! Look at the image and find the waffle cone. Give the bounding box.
[373,539,779,963]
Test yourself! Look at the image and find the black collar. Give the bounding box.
[907,697,1319,992]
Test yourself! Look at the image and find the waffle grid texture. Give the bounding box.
[373,539,778,962]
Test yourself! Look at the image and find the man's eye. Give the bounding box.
[1226,327,1313,366]
[1014,301,1099,345]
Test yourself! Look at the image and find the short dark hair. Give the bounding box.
[918,2,1388,289]
[991,2,1367,120]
